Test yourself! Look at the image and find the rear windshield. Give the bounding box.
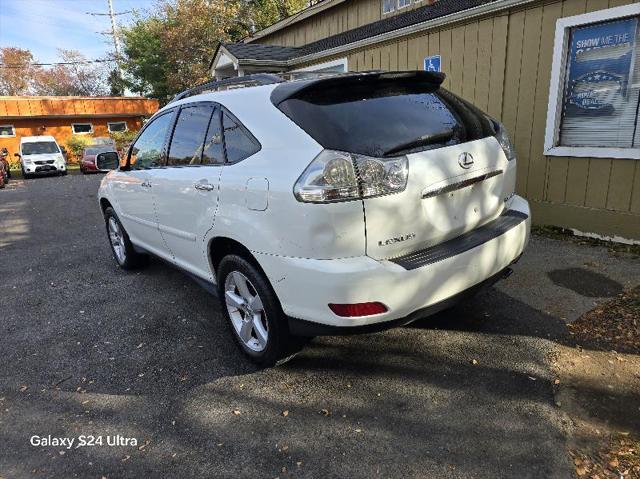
[276,81,494,157]
[22,141,59,155]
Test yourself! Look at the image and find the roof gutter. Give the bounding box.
[288,0,536,66]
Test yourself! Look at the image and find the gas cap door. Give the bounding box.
[246,177,269,211]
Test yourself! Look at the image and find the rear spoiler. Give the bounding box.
[270,70,446,106]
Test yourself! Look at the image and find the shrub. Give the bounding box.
[110,130,138,155]
[66,135,93,163]
[8,156,21,170]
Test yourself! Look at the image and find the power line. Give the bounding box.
[86,10,132,16]
[0,59,112,68]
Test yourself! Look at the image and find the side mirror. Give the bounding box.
[96,152,119,171]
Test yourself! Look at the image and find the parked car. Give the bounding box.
[80,147,120,174]
[98,71,531,365]
[16,136,67,179]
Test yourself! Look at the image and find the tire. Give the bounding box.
[103,207,146,270]
[217,254,302,366]
[6,169,11,179]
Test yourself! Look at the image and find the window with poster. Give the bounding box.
[545,4,640,159]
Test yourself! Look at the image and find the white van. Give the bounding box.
[18,136,67,178]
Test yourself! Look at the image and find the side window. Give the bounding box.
[222,111,260,163]
[167,104,214,166]
[202,107,225,165]
[129,112,173,170]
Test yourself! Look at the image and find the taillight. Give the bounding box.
[328,302,388,317]
[493,120,516,161]
[294,149,408,203]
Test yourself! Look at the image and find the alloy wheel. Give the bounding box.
[224,271,269,352]
[108,217,126,265]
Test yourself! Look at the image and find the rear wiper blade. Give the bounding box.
[383,128,455,156]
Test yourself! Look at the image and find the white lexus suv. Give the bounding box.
[98,71,530,365]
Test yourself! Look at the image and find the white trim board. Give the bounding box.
[291,57,348,72]
[544,3,640,160]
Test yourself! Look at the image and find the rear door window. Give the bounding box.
[167,104,215,166]
[202,107,225,165]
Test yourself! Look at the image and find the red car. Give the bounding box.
[80,147,120,174]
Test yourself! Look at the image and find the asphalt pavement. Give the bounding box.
[1,173,638,478]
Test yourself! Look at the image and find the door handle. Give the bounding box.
[194,182,215,191]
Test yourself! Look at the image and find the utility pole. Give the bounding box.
[87,2,131,94]
[107,0,124,84]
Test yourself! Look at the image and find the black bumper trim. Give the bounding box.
[287,265,513,336]
[389,210,528,271]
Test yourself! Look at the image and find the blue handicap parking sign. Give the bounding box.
[424,55,441,72]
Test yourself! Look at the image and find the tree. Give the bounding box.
[244,0,308,33]
[0,47,41,95]
[108,68,126,96]
[120,15,171,99]
[119,0,307,103]
[32,50,109,96]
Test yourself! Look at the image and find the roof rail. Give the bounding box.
[169,74,284,104]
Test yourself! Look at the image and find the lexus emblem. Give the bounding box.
[458,152,474,169]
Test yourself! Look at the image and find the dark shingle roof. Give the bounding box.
[222,43,302,62]
[220,0,498,64]
[297,0,497,56]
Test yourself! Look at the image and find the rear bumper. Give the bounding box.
[255,195,531,331]
[288,265,515,336]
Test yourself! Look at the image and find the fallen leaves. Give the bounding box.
[567,286,640,354]
[232,409,241,416]
[281,410,289,417]
[19,385,28,392]
[320,409,331,417]
[569,435,640,479]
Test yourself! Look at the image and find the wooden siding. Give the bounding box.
[0,117,146,162]
[290,0,640,240]
[0,96,158,119]
[254,0,430,47]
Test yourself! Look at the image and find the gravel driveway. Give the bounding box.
[1,174,638,478]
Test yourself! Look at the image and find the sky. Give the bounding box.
[0,0,156,64]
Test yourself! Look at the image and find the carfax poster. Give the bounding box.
[564,17,638,116]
